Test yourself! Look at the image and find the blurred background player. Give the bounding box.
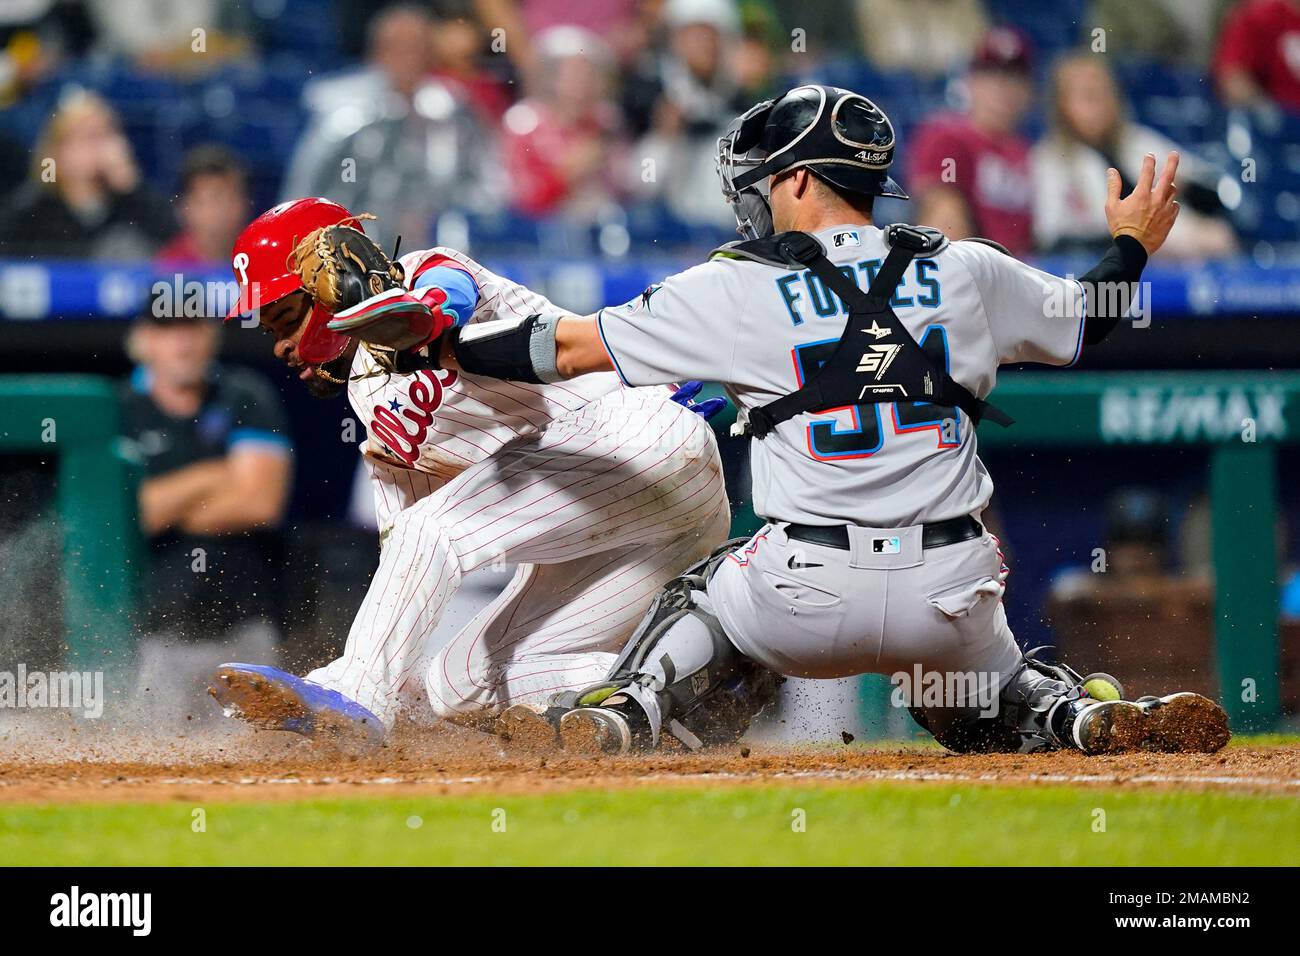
[120,305,293,724]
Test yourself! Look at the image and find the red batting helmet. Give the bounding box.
[226,197,363,365]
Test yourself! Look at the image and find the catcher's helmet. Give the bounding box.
[716,84,907,239]
[226,197,363,365]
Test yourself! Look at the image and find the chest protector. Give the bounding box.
[715,225,1013,439]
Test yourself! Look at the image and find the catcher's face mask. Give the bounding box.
[717,86,909,240]
[716,98,778,240]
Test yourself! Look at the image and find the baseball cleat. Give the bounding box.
[1072,692,1230,755]
[496,702,563,755]
[209,663,384,749]
[559,707,633,756]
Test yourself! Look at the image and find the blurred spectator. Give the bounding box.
[120,308,292,721]
[501,26,626,220]
[906,27,1036,255]
[626,0,753,228]
[474,0,653,69]
[281,3,499,250]
[732,3,783,103]
[156,146,250,268]
[856,0,989,77]
[0,0,94,103]
[1213,0,1300,113]
[1032,53,1238,259]
[85,0,251,73]
[0,132,28,208]
[1084,0,1233,66]
[429,6,515,124]
[769,0,862,58]
[0,90,176,259]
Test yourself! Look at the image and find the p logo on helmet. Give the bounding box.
[226,197,365,365]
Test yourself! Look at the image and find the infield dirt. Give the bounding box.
[0,719,1295,806]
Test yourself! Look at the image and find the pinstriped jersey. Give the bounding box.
[347,247,620,482]
[597,222,1086,527]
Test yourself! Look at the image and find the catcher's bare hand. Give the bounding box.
[1105,151,1180,256]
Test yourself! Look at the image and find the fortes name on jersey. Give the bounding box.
[774,257,941,326]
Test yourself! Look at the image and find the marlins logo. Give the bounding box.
[632,284,662,312]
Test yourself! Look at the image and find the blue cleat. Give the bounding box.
[209,663,384,749]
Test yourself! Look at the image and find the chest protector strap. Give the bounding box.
[731,226,1013,440]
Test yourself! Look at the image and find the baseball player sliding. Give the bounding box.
[331,84,1231,757]
[210,198,731,746]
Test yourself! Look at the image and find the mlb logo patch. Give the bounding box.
[831,230,861,248]
[872,536,902,554]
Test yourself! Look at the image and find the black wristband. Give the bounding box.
[1111,234,1149,275]
[1080,235,1150,346]
[450,314,561,384]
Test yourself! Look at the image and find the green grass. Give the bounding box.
[2,782,1297,866]
[1229,732,1300,747]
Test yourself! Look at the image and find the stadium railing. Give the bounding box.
[0,375,141,677]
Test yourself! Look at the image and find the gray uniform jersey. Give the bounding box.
[597,223,1086,527]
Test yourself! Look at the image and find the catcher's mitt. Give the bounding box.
[291,223,445,370]
[290,224,406,313]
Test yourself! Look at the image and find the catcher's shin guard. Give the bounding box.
[910,648,1125,754]
[566,539,783,751]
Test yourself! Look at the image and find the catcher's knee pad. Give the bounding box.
[911,650,1102,754]
[571,539,783,749]
[907,705,1021,754]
